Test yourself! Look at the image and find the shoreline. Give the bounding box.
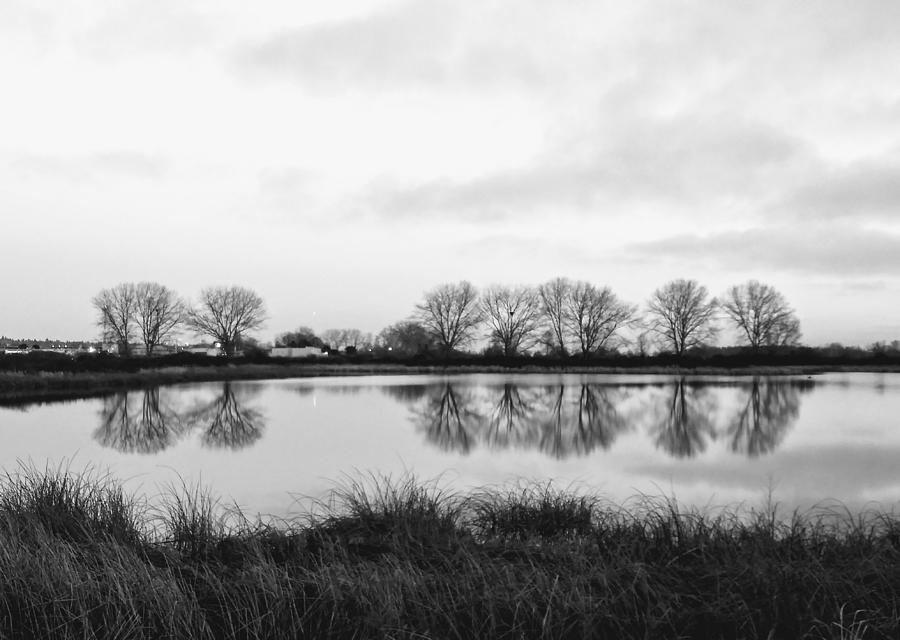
[2,361,900,404]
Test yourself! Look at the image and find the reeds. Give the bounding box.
[1,465,899,638]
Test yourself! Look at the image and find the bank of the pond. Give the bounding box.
[2,360,900,405]
[2,466,899,639]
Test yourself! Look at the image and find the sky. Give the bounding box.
[2,0,900,346]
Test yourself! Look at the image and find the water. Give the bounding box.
[1,372,898,516]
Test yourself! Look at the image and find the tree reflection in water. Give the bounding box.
[485,384,537,448]
[537,385,630,458]
[401,382,629,458]
[95,388,187,454]
[411,383,483,453]
[726,378,811,457]
[187,382,266,450]
[647,378,717,458]
[94,382,266,453]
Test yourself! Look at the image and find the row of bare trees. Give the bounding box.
[91,278,800,358]
[412,278,801,356]
[92,283,266,356]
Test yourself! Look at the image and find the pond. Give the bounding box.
[1,372,898,516]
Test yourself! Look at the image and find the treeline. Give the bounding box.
[92,283,265,356]
[280,277,803,358]
[41,277,895,365]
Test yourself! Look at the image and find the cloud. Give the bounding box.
[232,1,545,89]
[77,1,219,58]
[8,151,169,181]
[775,157,900,222]
[229,0,900,233]
[362,114,807,222]
[625,225,900,276]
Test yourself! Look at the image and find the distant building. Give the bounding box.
[185,343,226,357]
[270,346,328,358]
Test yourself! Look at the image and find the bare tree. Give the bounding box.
[322,328,370,352]
[721,280,801,349]
[134,282,184,355]
[186,285,267,356]
[415,281,482,353]
[481,285,542,356]
[92,283,137,355]
[321,329,345,350]
[768,315,802,347]
[538,277,572,355]
[646,279,718,355]
[565,282,636,355]
[634,324,657,357]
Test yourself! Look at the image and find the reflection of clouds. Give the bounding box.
[630,443,900,507]
[94,383,266,453]
[94,388,187,454]
[647,379,718,458]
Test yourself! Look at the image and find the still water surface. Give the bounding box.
[1,373,898,516]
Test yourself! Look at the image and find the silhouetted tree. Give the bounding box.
[376,321,435,356]
[134,282,184,355]
[647,279,718,355]
[634,325,657,357]
[321,328,371,352]
[186,286,266,356]
[275,326,323,348]
[768,316,802,348]
[93,283,137,355]
[481,285,543,356]
[565,282,636,355]
[415,281,482,353]
[721,281,801,350]
[538,277,572,355]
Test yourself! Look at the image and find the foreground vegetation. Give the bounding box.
[2,465,900,639]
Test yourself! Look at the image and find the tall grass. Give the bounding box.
[1,466,899,638]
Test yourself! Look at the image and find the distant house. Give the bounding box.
[270,346,328,358]
[185,344,226,357]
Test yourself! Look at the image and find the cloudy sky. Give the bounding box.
[2,0,900,345]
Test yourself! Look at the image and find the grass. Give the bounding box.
[1,465,900,638]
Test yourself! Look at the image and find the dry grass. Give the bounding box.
[1,465,899,638]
